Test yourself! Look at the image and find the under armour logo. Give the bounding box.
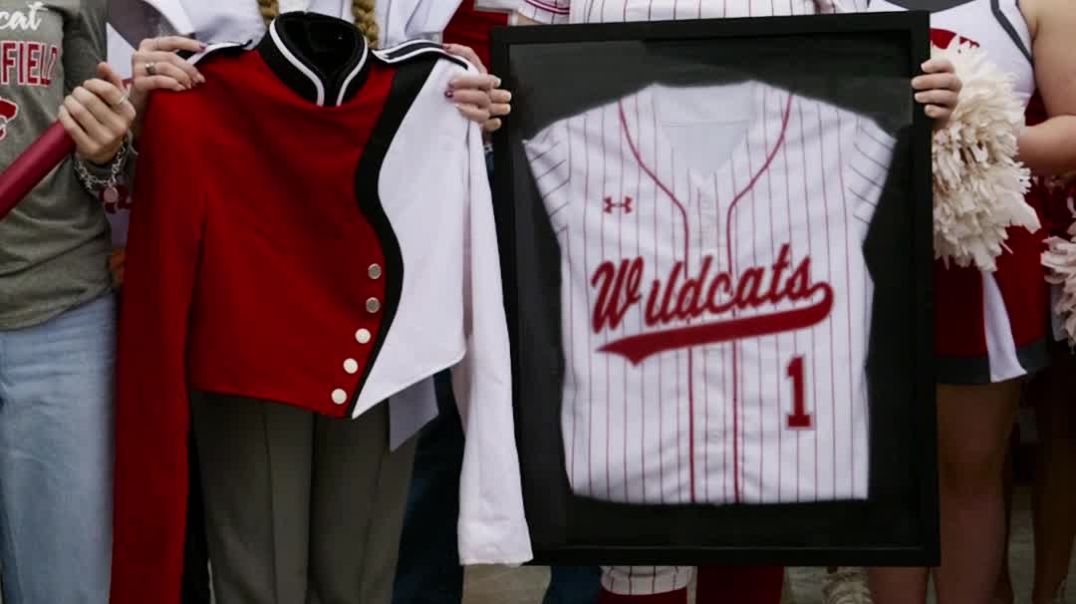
[603,196,633,214]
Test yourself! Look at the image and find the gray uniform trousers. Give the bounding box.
[191,391,418,604]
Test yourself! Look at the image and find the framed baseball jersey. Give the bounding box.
[492,12,938,566]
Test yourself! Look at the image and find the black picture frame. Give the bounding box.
[491,12,938,567]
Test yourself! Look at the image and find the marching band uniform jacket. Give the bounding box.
[107,0,491,453]
[111,14,531,603]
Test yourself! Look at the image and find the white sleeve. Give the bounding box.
[378,0,464,46]
[516,0,571,24]
[452,119,533,566]
[524,119,574,231]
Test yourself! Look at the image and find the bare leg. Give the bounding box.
[933,381,1021,604]
[993,438,1015,604]
[868,567,928,604]
[1031,347,1076,604]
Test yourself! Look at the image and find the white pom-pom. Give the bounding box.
[1043,222,1076,346]
[932,39,1038,272]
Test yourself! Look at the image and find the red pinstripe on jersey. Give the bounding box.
[609,92,821,500]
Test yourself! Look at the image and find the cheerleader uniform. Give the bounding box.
[869,0,1045,384]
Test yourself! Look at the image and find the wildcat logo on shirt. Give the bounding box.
[0,97,18,141]
[0,3,61,88]
[0,2,46,31]
[590,243,834,364]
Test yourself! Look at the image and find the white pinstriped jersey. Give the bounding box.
[525,81,895,506]
[517,0,839,24]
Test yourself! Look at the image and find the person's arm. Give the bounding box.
[454,101,532,567]
[1018,0,1076,175]
[57,0,135,167]
[62,0,108,103]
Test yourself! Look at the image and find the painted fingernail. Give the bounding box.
[445,89,454,98]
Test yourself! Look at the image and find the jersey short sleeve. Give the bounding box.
[523,119,575,231]
[516,0,571,23]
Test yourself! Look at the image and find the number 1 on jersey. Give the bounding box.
[786,356,813,429]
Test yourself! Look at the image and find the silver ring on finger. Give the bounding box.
[111,92,129,108]
[145,62,157,76]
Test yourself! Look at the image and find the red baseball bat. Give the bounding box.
[0,122,76,220]
[0,77,134,221]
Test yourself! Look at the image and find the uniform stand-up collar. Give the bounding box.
[259,12,371,107]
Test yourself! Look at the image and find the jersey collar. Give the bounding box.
[258,12,371,107]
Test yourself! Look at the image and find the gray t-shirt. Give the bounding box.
[0,0,112,329]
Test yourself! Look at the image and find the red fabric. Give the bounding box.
[111,51,397,604]
[930,27,978,48]
[599,588,689,604]
[993,224,1048,348]
[934,262,988,358]
[443,0,509,69]
[934,227,1048,360]
[0,121,74,219]
[597,566,785,604]
[697,566,785,603]
[934,93,1052,361]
